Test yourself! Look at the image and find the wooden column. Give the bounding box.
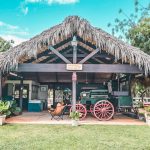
[0,71,2,99]
[117,74,120,91]
[19,78,23,111]
[72,36,77,111]
[128,74,132,96]
[53,84,55,106]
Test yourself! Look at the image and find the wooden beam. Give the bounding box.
[49,46,71,64]
[78,48,104,64]
[63,53,111,58]
[19,78,23,111]
[78,48,99,64]
[18,63,143,73]
[73,43,77,64]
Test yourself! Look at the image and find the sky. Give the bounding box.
[0,0,149,46]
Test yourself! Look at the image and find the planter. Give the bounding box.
[138,108,146,121]
[0,115,6,125]
[146,119,150,125]
[71,120,79,126]
[145,113,150,125]
[138,114,145,121]
[13,111,21,116]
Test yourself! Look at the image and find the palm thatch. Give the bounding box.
[0,16,150,75]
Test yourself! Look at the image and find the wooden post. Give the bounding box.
[128,74,132,96]
[117,74,120,91]
[72,36,77,111]
[0,71,2,99]
[19,78,23,111]
[53,84,55,106]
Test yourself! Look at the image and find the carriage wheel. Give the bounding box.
[93,100,114,121]
[90,105,94,116]
[70,104,87,120]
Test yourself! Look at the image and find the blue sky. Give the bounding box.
[0,0,149,45]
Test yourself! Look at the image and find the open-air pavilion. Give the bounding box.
[0,16,150,122]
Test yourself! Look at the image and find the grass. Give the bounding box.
[0,124,150,150]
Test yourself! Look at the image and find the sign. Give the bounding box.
[66,64,83,71]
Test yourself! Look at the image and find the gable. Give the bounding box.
[0,16,150,75]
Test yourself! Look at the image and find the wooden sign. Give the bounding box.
[66,64,83,71]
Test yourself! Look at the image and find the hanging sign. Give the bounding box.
[66,64,83,71]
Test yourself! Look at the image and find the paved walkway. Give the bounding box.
[6,111,146,125]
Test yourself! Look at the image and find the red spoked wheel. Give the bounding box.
[70,104,87,120]
[93,100,114,121]
[90,104,94,116]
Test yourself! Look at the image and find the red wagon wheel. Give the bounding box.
[70,104,87,120]
[93,100,114,121]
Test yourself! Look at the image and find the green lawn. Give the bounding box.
[0,124,150,150]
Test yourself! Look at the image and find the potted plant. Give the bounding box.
[70,111,80,126]
[0,101,11,125]
[12,107,22,116]
[137,101,146,121]
[9,100,22,116]
[145,106,150,125]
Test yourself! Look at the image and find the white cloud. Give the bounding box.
[25,0,79,4]
[21,0,79,14]
[22,7,29,15]
[0,21,29,37]
[1,35,28,46]
[0,21,19,30]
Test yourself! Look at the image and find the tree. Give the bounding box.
[108,0,150,54]
[0,37,12,52]
[128,18,150,54]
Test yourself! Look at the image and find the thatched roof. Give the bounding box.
[0,16,150,75]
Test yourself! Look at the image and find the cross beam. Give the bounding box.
[49,46,71,64]
[18,64,143,74]
[78,48,99,64]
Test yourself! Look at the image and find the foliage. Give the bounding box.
[9,100,21,115]
[13,107,21,114]
[0,37,12,52]
[70,111,80,120]
[134,82,146,97]
[138,112,145,115]
[145,106,150,117]
[108,0,150,53]
[128,18,150,54]
[0,101,11,116]
[0,100,21,116]
[145,106,150,113]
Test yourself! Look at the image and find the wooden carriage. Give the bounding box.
[71,89,114,121]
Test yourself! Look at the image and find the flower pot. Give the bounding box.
[145,113,150,125]
[147,119,150,125]
[71,119,79,126]
[138,114,145,121]
[0,115,6,125]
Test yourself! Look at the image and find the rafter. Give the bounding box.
[78,48,99,64]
